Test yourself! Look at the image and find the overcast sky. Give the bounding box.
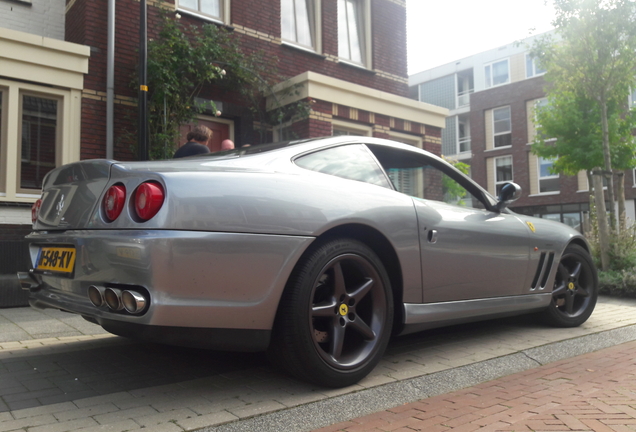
[406,0,557,75]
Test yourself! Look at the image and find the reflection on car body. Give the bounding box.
[19,136,598,388]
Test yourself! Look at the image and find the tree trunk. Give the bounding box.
[593,172,610,271]
[617,171,626,231]
[599,97,617,231]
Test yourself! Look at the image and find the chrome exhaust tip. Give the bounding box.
[17,270,41,290]
[104,287,123,311]
[122,290,147,314]
[88,285,106,307]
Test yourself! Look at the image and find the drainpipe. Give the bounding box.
[106,0,115,159]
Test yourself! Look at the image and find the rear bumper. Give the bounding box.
[22,229,314,347]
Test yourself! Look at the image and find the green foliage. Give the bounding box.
[442,158,470,206]
[143,13,276,159]
[588,217,636,269]
[534,0,636,102]
[598,269,636,298]
[532,89,636,175]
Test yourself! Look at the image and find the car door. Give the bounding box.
[368,144,532,303]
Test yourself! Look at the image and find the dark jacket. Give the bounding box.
[173,141,210,158]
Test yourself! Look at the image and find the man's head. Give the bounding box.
[187,125,213,144]
[221,139,235,150]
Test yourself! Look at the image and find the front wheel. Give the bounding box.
[541,244,598,327]
[269,238,393,388]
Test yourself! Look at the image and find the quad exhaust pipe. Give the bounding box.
[88,285,147,314]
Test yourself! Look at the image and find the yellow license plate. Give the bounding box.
[36,247,76,274]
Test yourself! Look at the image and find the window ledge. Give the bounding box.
[281,41,325,59]
[338,59,375,74]
[485,146,512,152]
[176,8,228,26]
[529,192,560,197]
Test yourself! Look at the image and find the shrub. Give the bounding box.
[598,268,636,298]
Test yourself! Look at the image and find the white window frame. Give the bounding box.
[337,0,372,69]
[456,114,470,154]
[526,54,546,79]
[0,79,79,202]
[537,156,559,194]
[281,0,322,54]
[493,106,512,149]
[176,0,230,25]
[484,59,510,88]
[332,118,372,137]
[494,155,513,195]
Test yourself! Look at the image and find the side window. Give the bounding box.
[281,0,320,52]
[368,145,486,210]
[294,144,391,188]
[177,0,228,23]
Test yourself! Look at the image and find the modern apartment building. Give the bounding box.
[409,34,636,231]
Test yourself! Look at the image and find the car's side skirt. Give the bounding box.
[400,293,552,335]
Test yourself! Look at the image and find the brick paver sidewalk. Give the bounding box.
[317,340,636,432]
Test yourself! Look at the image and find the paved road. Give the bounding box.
[317,338,636,432]
[0,296,635,431]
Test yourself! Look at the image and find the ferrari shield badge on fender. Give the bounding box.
[526,221,536,233]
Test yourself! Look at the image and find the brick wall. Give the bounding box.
[1,0,65,39]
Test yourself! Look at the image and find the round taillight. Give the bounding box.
[134,182,164,221]
[31,199,42,224]
[103,184,126,222]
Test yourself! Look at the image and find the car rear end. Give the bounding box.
[18,157,315,351]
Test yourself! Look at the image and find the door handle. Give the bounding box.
[427,229,438,244]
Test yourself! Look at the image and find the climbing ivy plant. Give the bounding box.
[143,13,286,159]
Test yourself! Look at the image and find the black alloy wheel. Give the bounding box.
[269,238,393,388]
[542,244,598,327]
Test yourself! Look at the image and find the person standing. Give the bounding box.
[173,125,212,158]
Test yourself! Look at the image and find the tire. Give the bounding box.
[541,244,598,327]
[269,238,393,388]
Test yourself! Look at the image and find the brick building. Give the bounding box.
[66,0,446,161]
[410,33,636,231]
[0,0,446,304]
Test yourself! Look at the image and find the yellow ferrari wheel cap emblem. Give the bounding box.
[339,304,348,316]
[568,282,575,290]
[526,221,536,233]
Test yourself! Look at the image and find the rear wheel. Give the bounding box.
[269,238,393,388]
[541,244,598,327]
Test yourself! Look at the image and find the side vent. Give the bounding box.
[530,252,555,290]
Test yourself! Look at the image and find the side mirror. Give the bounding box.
[495,182,521,212]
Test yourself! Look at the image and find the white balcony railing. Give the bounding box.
[457,90,473,108]
[459,137,471,153]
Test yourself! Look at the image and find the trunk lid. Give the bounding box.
[34,160,114,230]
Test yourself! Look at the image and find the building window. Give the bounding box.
[484,59,509,88]
[281,0,321,51]
[538,157,559,193]
[177,0,228,23]
[526,54,546,78]
[19,94,59,191]
[458,114,470,153]
[332,119,372,136]
[493,106,512,148]
[338,0,370,67]
[495,156,513,195]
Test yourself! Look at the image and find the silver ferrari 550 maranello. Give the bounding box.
[19,136,598,387]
